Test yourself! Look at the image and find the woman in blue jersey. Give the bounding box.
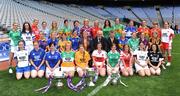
[29,41,45,78]
[45,42,61,78]
[69,30,81,51]
[15,40,30,80]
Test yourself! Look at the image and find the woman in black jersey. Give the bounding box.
[148,44,164,75]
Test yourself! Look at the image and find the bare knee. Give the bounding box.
[138,70,145,77]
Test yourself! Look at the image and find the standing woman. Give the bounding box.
[29,41,46,78]
[120,45,133,77]
[21,22,34,53]
[15,40,30,80]
[103,19,112,38]
[9,22,21,69]
[50,21,59,38]
[161,21,175,66]
[75,44,91,77]
[148,44,164,75]
[128,32,139,53]
[92,43,107,76]
[69,30,81,51]
[61,19,71,40]
[107,44,120,76]
[134,42,151,77]
[45,42,61,78]
[31,19,40,40]
[61,41,75,77]
[80,30,91,52]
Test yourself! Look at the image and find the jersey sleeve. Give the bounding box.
[45,52,49,61]
[29,50,33,60]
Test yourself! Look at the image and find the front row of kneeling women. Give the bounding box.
[15,40,164,80]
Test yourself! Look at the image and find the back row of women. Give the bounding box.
[8,18,175,80]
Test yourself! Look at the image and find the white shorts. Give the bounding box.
[107,65,119,73]
[61,67,75,72]
[46,67,63,77]
[135,63,149,72]
[76,67,88,72]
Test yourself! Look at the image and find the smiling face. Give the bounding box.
[18,41,24,50]
[139,42,145,51]
[152,44,157,52]
[65,42,71,51]
[111,44,116,51]
[164,22,169,29]
[33,41,39,50]
[115,18,120,25]
[84,19,89,26]
[124,45,129,52]
[24,23,30,31]
[13,23,18,31]
[50,43,55,51]
[97,43,102,50]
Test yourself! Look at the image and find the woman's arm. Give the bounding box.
[52,60,61,71]
[30,59,38,70]
[45,60,52,71]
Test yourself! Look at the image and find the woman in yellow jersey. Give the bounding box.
[75,44,90,77]
[58,33,69,52]
[61,41,75,77]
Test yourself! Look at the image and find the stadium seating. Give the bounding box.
[0,0,178,30]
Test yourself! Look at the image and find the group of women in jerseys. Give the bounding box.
[8,18,174,80]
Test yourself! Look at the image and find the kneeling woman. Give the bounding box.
[45,42,61,78]
[148,44,164,75]
[120,45,133,76]
[107,44,120,76]
[92,43,107,76]
[29,41,46,78]
[75,44,90,77]
[134,42,151,76]
[61,41,75,77]
[15,40,30,80]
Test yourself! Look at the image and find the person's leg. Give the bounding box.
[100,67,106,77]
[121,68,129,77]
[128,68,133,76]
[9,52,14,67]
[156,68,161,76]
[31,70,38,78]
[69,71,75,77]
[138,70,145,77]
[24,71,30,79]
[16,73,23,80]
[16,67,23,80]
[77,67,84,77]
[145,68,151,76]
[150,67,156,75]
[38,70,44,78]
[37,66,45,78]
[24,66,31,79]
[45,67,50,79]
[167,48,172,66]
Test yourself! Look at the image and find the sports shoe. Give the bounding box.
[166,62,171,66]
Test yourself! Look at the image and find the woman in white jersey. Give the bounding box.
[134,42,151,77]
[21,22,34,53]
[92,43,107,76]
[15,40,30,80]
[161,22,174,66]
